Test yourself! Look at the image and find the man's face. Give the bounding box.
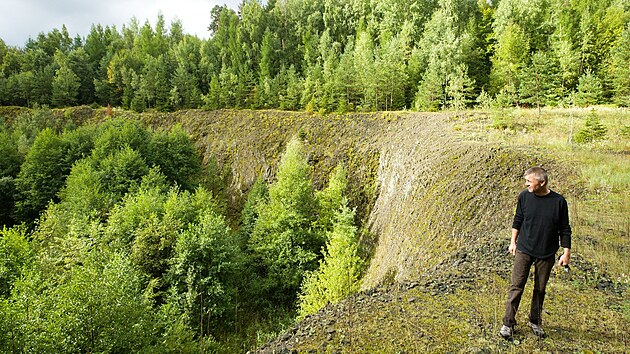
[525,174,545,194]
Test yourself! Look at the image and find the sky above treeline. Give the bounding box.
[0,0,242,47]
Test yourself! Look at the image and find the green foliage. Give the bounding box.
[315,163,348,233]
[574,110,608,143]
[51,52,81,108]
[415,67,444,111]
[238,176,269,246]
[146,124,201,190]
[1,0,628,109]
[475,89,493,109]
[0,130,22,177]
[518,51,562,107]
[0,225,33,298]
[90,118,151,162]
[249,137,321,304]
[575,69,604,107]
[0,130,22,226]
[298,204,362,318]
[57,159,106,218]
[2,251,160,353]
[445,64,475,111]
[607,23,630,106]
[490,22,529,96]
[10,107,58,156]
[167,210,241,333]
[14,128,70,222]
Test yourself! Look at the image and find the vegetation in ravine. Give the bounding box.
[0,108,366,353]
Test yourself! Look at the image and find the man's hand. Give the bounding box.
[509,240,517,256]
[509,228,519,256]
[558,248,571,266]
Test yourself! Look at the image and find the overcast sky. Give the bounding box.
[0,0,242,47]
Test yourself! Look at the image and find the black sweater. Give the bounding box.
[512,189,572,259]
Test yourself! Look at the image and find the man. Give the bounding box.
[500,166,572,339]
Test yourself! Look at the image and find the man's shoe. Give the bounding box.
[499,325,513,339]
[528,322,545,338]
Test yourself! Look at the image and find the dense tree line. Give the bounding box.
[0,0,628,112]
[0,110,362,352]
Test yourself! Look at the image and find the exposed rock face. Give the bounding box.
[361,114,549,287]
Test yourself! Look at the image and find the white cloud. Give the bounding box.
[0,0,242,47]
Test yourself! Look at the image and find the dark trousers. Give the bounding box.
[503,250,555,327]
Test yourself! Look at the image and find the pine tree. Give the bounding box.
[608,23,630,106]
[575,69,603,107]
[415,66,443,111]
[490,22,530,96]
[574,109,607,143]
[518,52,562,109]
[51,51,80,107]
[315,163,348,234]
[445,64,475,111]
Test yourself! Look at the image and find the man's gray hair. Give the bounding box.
[524,166,548,184]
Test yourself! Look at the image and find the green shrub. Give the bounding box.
[146,124,201,190]
[14,129,69,223]
[90,118,151,162]
[248,137,321,304]
[167,210,241,333]
[0,130,22,177]
[237,176,269,246]
[0,225,33,298]
[1,244,164,353]
[574,110,607,143]
[97,146,150,207]
[298,204,362,318]
[315,163,348,236]
[58,159,106,218]
[11,107,59,156]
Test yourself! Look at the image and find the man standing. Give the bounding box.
[500,166,572,339]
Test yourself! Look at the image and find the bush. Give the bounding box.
[298,204,362,318]
[146,124,201,190]
[1,245,164,353]
[315,163,349,236]
[167,210,241,333]
[14,129,69,223]
[0,225,33,298]
[57,159,106,218]
[13,124,96,224]
[97,146,150,207]
[0,130,22,177]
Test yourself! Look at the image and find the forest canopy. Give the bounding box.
[0,0,628,112]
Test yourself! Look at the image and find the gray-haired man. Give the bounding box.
[500,166,572,339]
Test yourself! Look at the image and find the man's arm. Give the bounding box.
[559,247,571,266]
[509,228,519,256]
[558,198,571,266]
